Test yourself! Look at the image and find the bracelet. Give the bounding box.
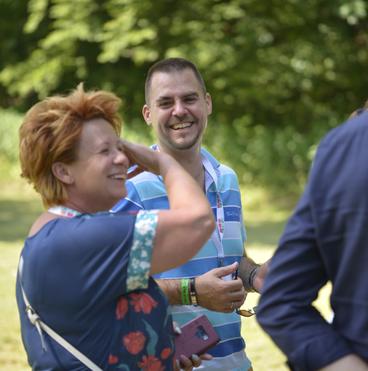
[248,265,260,293]
[180,278,191,305]
[189,277,198,306]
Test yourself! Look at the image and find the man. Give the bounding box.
[113,58,267,370]
[257,110,368,370]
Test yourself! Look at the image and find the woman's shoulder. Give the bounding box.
[27,211,60,238]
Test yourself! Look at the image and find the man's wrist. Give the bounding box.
[248,265,260,293]
[242,264,260,293]
[189,277,198,306]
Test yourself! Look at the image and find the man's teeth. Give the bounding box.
[172,123,192,130]
[111,174,126,179]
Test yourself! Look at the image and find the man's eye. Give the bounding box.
[159,101,172,108]
[184,96,198,104]
[100,148,110,154]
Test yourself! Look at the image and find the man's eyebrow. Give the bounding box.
[183,92,199,98]
[156,92,199,102]
[156,96,172,103]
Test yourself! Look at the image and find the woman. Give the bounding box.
[16,84,215,370]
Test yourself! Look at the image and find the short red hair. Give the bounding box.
[19,83,122,207]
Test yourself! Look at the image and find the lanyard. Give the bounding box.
[151,145,226,267]
[48,206,82,218]
[202,155,225,267]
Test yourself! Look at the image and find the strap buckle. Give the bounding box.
[25,305,47,351]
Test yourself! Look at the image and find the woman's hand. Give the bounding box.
[119,139,162,176]
[174,353,213,371]
[173,322,213,371]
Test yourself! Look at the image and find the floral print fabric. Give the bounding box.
[127,210,159,291]
[108,280,175,370]
[108,210,175,370]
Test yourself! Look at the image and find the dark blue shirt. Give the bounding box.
[16,210,175,370]
[257,112,368,370]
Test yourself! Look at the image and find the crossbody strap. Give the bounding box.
[18,257,103,371]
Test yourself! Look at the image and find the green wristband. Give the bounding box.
[180,278,191,305]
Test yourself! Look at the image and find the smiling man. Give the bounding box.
[113,58,268,370]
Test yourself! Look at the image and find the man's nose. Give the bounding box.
[172,100,187,117]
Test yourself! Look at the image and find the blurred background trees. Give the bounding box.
[1,0,367,195]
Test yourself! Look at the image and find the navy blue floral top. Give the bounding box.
[16,210,175,370]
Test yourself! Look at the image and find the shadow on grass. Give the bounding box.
[0,198,42,242]
[246,219,287,248]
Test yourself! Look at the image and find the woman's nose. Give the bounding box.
[114,148,129,166]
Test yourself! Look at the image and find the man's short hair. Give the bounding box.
[144,57,207,104]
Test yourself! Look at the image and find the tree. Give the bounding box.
[1,0,367,191]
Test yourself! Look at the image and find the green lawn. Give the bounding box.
[0,181,42,370]
[0,181,331,371]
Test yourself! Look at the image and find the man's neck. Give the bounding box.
[157,144,205,188]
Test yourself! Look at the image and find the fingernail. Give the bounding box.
[191,354,200,361]
[175,326,182,334]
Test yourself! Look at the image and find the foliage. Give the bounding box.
[0,109,23,179]
[203,116,337,194]
[0,0,367,192]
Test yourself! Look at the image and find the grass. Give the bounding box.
[0,179,42,370]
[0,179,332,371]
[239,188,332,370]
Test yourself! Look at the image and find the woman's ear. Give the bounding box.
[52,162,74,185]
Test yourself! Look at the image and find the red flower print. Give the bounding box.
[129,292,158,314]
[138,355,164,371]
[160,347,172,360]
[108,354,118,365]
[116,297,128,319]
[123,331,146,355]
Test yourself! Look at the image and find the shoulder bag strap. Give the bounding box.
[18,257,103,371]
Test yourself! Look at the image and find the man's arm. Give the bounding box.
[318,355,368,371]
[156,262,247,312]
[256,188,352,370]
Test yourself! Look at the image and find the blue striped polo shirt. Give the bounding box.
[113,148,251,370]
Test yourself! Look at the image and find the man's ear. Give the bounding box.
[52,162,74,185]
[206,93,213,116]
[142,104,152,126]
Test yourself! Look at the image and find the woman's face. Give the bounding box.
[66,118,129,212]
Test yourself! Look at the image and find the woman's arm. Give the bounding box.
[121,141,215,274]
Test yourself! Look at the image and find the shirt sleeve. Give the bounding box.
[256,143,352,370]
[126,210,159,291]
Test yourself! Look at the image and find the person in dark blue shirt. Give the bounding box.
[257,110,368,371]
[16,84,215,370]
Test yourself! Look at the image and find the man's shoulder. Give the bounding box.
[201,148,237,175]
[128,171,161,185]
[125,172,167,208]
[320,111,368,149]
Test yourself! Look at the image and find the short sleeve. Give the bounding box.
[126,210,159,291]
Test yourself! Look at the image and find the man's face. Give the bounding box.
[143,69,212,153]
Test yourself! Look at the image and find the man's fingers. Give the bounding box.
[213,262,238,278]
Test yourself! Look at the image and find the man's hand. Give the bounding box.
[239,256,270,293]
[318,354,368,371]
[252,260,269,293]
[195,262,246,312]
